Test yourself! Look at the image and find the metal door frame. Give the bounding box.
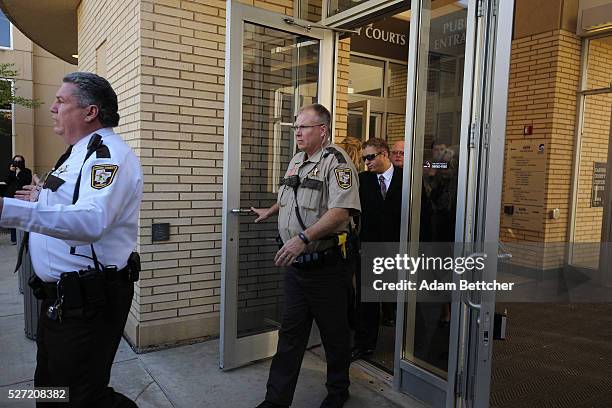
[456,0,515,406]
[392,0,481,406]
[221,0,335,370]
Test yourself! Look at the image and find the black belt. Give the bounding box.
[38,265,131,301]
[293,247,342,268]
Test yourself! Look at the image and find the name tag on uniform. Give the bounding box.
[43,174,66,192]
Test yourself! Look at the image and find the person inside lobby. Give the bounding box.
[351,137,402,361]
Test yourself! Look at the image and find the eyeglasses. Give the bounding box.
[362,151,383,162]
[391,150,404,156]
[290,123,325,132]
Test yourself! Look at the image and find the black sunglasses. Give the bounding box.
[362,151,383,162]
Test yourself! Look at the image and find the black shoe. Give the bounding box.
[351,347,374,361]
[255,401,287,408]
[320,392,349,408]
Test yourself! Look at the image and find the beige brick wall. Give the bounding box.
[335,37,350,143]
[81,0,298,348]
[78,0,143,344]
[501,29,581,269]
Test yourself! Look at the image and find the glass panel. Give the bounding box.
[333,5,411,374]
[0,111,12,184]
[328,0,371,17]
[298,0,323,22]
[349,55,385,97]
[387,62,407,98]
[386,113,405,145]
[237,23,319,337]
[0,10,10,48]
[571,94,611,269]
[327,0,409,18]
[490,14,612,408]
[403,0,468,379]
[0,80,12,111]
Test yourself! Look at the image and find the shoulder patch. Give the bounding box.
[91,165,118,189]
[334,168,352,190]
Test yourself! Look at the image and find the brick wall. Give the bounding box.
[335,37,350,142]
[500,29,581,269]
[78,0,143,342]
[79,0,317,348]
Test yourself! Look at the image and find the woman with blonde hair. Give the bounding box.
[338,136,363,171]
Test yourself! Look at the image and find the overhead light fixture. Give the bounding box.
[71,54,79,59]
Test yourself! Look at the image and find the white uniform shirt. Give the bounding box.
[0,128,143,282]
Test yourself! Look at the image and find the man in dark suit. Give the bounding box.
[352,138,403,361]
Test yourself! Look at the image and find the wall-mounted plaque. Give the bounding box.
[501,139,547,232]
[592,162,606,208]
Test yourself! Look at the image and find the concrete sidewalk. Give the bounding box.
[0,234,426,408]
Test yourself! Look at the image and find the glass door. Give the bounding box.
[394,0,477,406]
[221,1,334,370]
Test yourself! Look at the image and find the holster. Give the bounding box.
[126,252,141,282]
[28,275,46,300]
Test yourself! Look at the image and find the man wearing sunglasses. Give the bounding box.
[251,104,360,408]
[351,138,403,361]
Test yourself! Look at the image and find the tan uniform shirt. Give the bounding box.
[277,143,361,252]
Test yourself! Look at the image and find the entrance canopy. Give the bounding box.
[0,0,78,64]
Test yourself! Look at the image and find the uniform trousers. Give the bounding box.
[34,278,137,408]
[265,259,352,406]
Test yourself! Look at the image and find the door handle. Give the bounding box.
[498,241,512,260]
[230,208,253,215]
[463,252,487,311]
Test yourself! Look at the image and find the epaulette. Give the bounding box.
[96,144,111,158]
[323,146,347,163]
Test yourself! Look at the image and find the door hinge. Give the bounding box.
[483,122,490,149]
[456,370,464,397]
[477,0,484,17]
[469,121,478,148]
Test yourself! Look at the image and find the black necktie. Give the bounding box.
[14,145,73,273]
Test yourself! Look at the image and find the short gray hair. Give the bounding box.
[298,103,331,129]
[63,72,120,127]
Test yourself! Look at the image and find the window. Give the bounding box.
[0,10,12,49]
[0,79,12,186]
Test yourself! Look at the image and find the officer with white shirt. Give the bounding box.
[0,72,142,408]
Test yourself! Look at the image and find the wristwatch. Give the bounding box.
[298,232,310,245]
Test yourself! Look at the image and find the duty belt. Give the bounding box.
[293,246,342,268]
[32,265,132,302]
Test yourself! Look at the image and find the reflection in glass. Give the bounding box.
[298,0,323,22]
[237,23,319,337]
[327,0,371,17]
[404,1,468,378]
[349,55,385,97]
[571,95,611,268]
